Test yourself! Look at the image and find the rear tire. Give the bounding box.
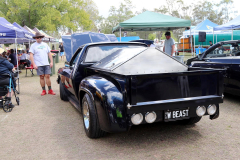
[179,117,202,125]
[82,93,106,138]
[59,81,68,101]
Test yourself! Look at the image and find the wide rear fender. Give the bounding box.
[79,75,128,133]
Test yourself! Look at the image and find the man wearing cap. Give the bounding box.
[163,31,175,56]
[29,32,56,96]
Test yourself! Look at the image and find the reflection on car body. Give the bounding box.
[57,42,224,138]
[187,40,240,96]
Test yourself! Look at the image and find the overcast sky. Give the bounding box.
[93,0,239,18]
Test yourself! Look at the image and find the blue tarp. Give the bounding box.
[12,22,35,41]
[193,19,218,31]
[196,47,206,55]
[62,32,110,62]
[0,17,28,43]
[214,15,240,31]
[183,19,218,35]
[116,36,140,42]
[105,34,118,42]
[61,35,72,62]
[130,39,153,45]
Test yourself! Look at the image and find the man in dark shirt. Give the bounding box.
[209,41,213,46]
[9,49,17,67]
[59,43,65,61]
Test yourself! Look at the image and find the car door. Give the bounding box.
[193,56,232,87]
[205,57,233,87]
[227,56,240,95]
[63,47,83,96]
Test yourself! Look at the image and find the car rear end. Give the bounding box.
[90,47,224,126]
[126,68,224,125]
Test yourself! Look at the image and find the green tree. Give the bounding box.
[216,0,233,24]
[98,0,135,34]
[192,1,223,25]
[148,33,156,40]
[81,0,100,32]
[0,0,93,33]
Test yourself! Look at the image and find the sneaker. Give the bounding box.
[48,89,56,95]
[41,90,47,96]
[64,85,69,89]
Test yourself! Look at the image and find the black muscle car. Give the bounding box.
[186,40,240,96]
[57,42,224,138]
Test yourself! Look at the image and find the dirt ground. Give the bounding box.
[0,59,239,160]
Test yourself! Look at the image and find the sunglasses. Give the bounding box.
[36,37,43,39]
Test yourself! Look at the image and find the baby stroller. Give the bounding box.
[0,71,20,112]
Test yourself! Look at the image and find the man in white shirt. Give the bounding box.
[163,32,175,56]
[29,32,56,96]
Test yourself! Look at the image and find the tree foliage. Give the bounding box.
[96,0,236,40]
[0,0,93,33]
[98,0,135,34]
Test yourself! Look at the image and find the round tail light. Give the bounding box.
[145,112,157,123]
[207,104,217,115]
[196,106,206,117]
[131,113,143,125]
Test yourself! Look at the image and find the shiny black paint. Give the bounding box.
[58,42,147,133]
[58,42,224,134]
[127,96,222,120]
[131,71,221,104]
[189,40,240,96]
[79,75,128,133]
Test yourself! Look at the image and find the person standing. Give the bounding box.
[59,42,65,61]
[29,32,56,96]
[209,41,213,46]
[163,32,175,56]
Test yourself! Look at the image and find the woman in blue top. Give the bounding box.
[0,56,15,108]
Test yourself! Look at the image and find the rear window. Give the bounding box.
[84,45,146,63]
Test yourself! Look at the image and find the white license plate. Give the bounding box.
[165,109,189,120]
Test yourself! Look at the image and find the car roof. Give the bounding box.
[200,40,240,60]
[218,40,240,44]
[83,42,148,47]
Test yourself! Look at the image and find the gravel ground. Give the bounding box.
[0,60,239,160]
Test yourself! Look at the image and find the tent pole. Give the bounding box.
[213,29,214,44]
[15,38,20,93]
[120,28,121,42]
[190,28,193,57]
[232,28,233,40]
[194,31,195,56]
[183,36,184,56]
[216,34,217,43]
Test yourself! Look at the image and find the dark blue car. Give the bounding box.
[187,40,240,96]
